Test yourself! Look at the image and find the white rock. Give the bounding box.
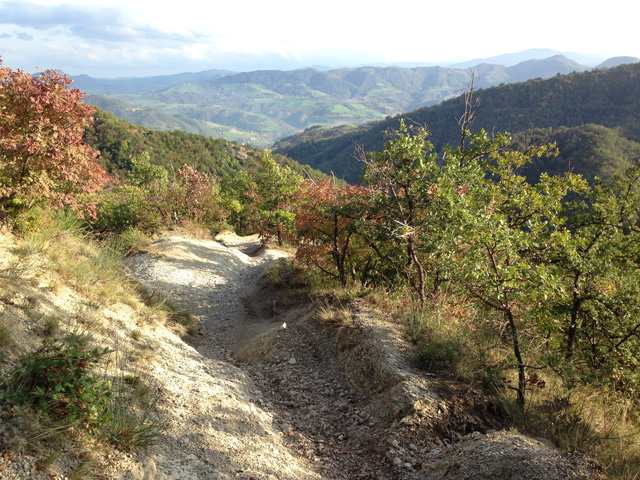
[131,457,158,480]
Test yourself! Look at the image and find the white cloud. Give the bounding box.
[0,0,638,76]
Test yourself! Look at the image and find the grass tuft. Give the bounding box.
[312,297,353,327]
[102,375,168,452]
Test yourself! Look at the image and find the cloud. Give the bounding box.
[0,33,11,38]
[0,1,199,45]
[16,31,34,41]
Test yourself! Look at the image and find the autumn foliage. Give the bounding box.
[0,60,107,218]
[294,179,368,286]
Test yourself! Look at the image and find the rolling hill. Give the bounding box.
[73,53,639,149]
[83,108,329,185]
[273,62,640,183]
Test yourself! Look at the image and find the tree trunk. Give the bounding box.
[506,309,526,408]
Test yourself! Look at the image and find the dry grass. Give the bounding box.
[499,381,640,479]
[0,210,171,475]
[312,297,353,327]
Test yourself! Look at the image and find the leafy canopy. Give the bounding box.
[0,59,108,218]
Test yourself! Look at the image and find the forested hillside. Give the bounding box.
[275,62,640,183]
[84,108,327,184]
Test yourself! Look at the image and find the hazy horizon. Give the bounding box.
[1,0,637,78]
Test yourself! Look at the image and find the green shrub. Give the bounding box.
[91,186,161,233]
[1,338,112,427]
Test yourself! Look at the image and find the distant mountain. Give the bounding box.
[78,54,601,148]
[595,56,640,69]
[502,55,589,83]
[274,63,640,184]
[71,70,233,95]
[450,49,614,68]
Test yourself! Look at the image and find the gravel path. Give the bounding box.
[125,232,399,480]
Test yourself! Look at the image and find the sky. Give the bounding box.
[0,0,638,78]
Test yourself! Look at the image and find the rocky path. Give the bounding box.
[0,229,605,480]
[125,232,400,480]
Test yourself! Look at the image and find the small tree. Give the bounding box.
[358,120,443,306]
[254,150,302,245]
[151,164,224,226]
[550,164,640,392]
[448,130,586,407]
[295,179,368,287]
[0,60,107,218]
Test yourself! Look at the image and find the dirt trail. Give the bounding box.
[125,232,603,480]
[125,232,400,479]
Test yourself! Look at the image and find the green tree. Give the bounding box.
[358,120,443,306]
[254,150,303,245]
[448,129,586,407]
[549,164,640,392]
[127,151,169,188]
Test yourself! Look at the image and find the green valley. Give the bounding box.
[275,62,640,183]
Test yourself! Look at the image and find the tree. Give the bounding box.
[254,150,303,245]
[0,60,107,218]
[358,120,442,306]
[294,179,368,287]
[549,164,640,392]
[151,164,224,226]
[448,129,586,407]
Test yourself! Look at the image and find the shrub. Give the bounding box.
[1,338,112,427]
[0,60,108,219]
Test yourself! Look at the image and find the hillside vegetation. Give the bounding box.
[275,62,640,183]
[84,108,327,184]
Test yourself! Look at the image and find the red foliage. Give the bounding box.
[0,60,108,218]
[294,180,369,286]
[148,164,221,225]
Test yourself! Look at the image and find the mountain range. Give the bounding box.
[73,51,639,149]
[273,62,640,184]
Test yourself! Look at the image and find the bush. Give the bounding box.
[1,338,112,427]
